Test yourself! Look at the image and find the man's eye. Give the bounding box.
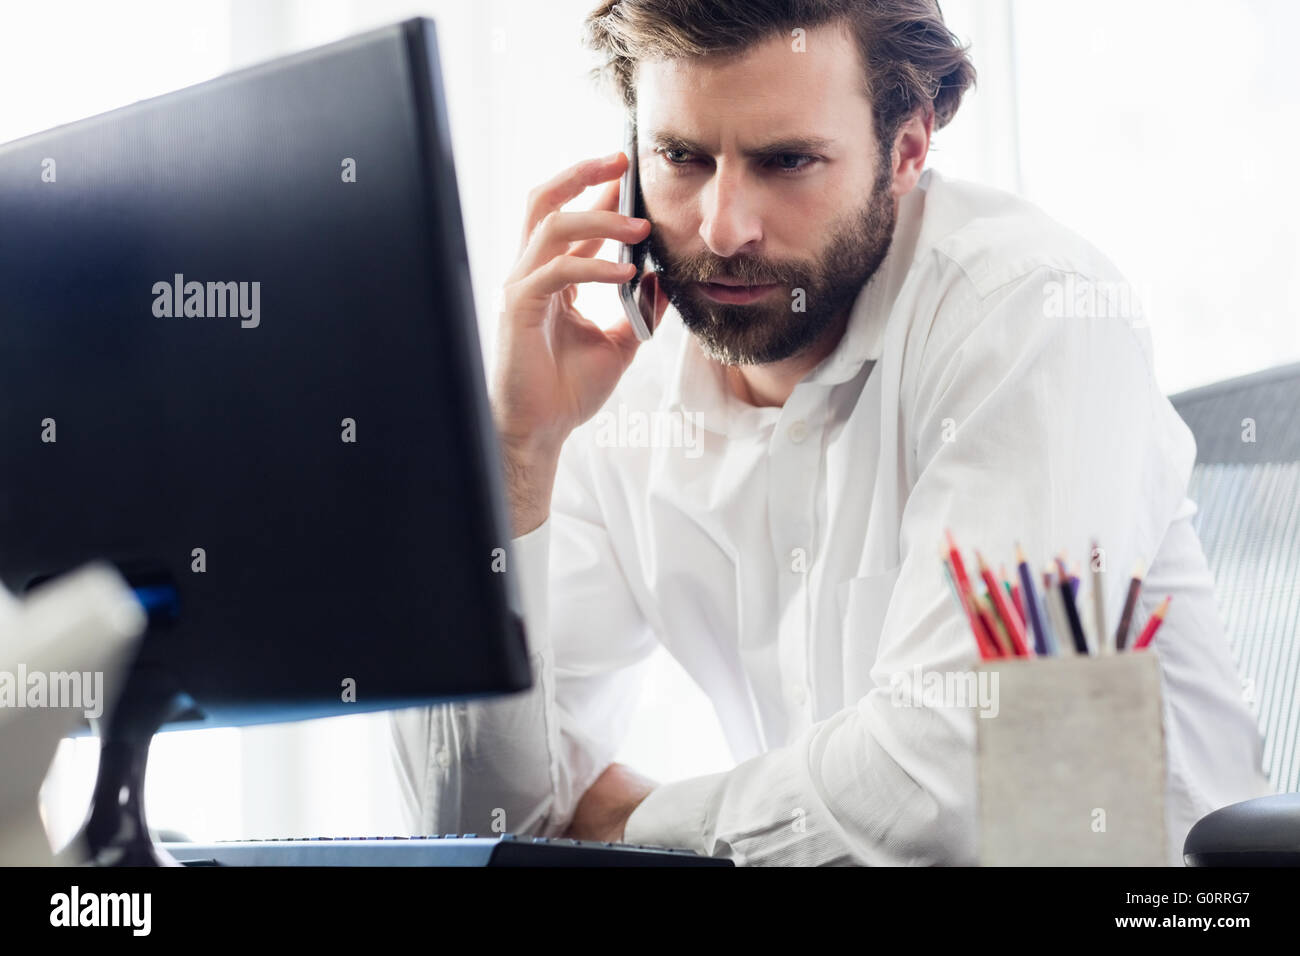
[770,154,815,174]
[657,149,816,174]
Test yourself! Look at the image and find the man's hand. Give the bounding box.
[563,762,658,843]
[492,151,668,537]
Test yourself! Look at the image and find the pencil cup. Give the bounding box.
[976,652,1167,865]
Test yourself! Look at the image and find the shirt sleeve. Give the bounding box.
[390,426,659,838]
[624,262,1197,864]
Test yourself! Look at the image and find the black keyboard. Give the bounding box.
[162,834,734,867]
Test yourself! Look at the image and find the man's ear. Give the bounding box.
[890,109,933,198]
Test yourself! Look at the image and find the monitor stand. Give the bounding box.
[59,683,189,867]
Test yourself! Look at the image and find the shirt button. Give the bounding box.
[791,683,809,706]
[435,748,451,769]
[787,420,808,444]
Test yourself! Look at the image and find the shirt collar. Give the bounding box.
[802,168,930,387]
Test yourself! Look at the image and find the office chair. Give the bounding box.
[1169,361,1300,864]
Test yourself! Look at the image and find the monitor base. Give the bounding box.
[59,686,187,867]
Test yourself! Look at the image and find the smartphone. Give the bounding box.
[617,119,656,340]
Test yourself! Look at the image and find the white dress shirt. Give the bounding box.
[390,167,1271,865]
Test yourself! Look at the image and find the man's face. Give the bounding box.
[636,22,899,366]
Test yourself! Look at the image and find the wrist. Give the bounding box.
[500,432,563,473]
[500,440,560,538]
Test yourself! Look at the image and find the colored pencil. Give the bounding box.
[945,530,1001,657]
[1002,563,1026,625]
[1016,543,1051,656]
[978,551,1031,656]
[942,549,999,660]
[975,593,1012,657]
[1090,539,1108,654]
[1132,596,1172,649]
[1114,562,1145,651]
[990,593,1018,656]
[1042,569,1067,656]
[1055,557,1091,655]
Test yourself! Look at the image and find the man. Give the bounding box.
[391,0,1270,865]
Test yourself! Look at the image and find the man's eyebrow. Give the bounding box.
[645,131,835,157]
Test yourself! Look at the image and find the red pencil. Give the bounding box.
[942,550,1000,660]
[1132,596,1172,649]
[946,530,1002,657]
[1003,563,1026,625]
[945,529,974,592]
[977,551,1032,656]
[975,593,1012,657]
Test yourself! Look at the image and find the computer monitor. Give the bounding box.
[0,18,530,863]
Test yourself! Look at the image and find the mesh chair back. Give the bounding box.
[1171,362,1300,793]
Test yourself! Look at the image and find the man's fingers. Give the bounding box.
[588,176,622,214]
[518,209,647,270]
[568,181,627,258]
[512,254,636,304]
[567,236,609,259]
[518,152,628,255]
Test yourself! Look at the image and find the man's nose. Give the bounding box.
[698,163,763,258]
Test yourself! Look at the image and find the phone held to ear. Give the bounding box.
[617,119,657,341]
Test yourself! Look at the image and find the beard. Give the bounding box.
[646,160,897,366]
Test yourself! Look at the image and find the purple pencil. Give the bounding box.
[1015,543,1051,656]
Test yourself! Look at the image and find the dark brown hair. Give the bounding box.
[582,0,975,144]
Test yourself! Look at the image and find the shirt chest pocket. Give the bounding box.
[835,566,901,703]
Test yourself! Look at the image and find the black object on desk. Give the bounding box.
[1183,793,1300,866]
